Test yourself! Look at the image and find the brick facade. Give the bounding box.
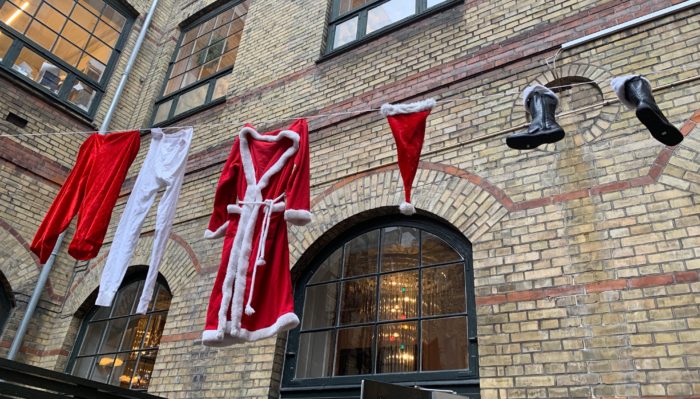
[1,0,700,398]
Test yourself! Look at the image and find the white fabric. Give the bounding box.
[522,84,558,112]
[611,74,650,110]
[238,193,285,316]
[96,127,193,313]
[380,98,436,116]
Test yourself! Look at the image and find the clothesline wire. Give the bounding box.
[0,61,694,138]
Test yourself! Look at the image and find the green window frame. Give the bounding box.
[66,273,171,391]
[326,0,460,53]
[0,275,11,334]
[0,0,134,117]
[151,0,249,126]
[281,216,479,399]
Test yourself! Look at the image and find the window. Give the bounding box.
[326,0,456,52]
[68,277,171,391]
[152,0,249,125]
[0,0,133,116]
[0,274,11,333]
[282,217,478,397]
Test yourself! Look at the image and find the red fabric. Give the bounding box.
[30,131,140,263]
[204,119,310,343]
[386,110,431,204]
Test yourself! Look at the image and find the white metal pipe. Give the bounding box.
[562,0,700,49]
[99,0,161,133]
[7,232,65,360]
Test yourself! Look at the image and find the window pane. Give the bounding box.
[101,5,125,30]
[366,0,415,35]
[296,331,335,378]
[62,20,90,48]
[335,326,373,376]
[130,349,156,390]
[339,276,376,325]
[0,31,13,61]
[343,230,379,277]
[142,313,167,348]
[94,20,118,47]
[79,0,103,16]
[376,321,417,373]
[110,352,137,387]
[174,84,208,115]
[90,355,113,383]
[199,59,218,80]
[152,286,171,311]
[212,76,228,99]
[332,16,357,49]
[13,47,67,94]
[99,317,128,354]
[111,281,140,317]
[170,58,188,79]
[380,226,418,272]
[421,317,468,371]
[26,20,58,49]
[86,35,110,63]
[0,2,31,32]
[309,248,342,283]
[338,0,370,15]
[53,38,82,65]
[379,271,418,321]
[67,80,96,111]
[72,356,93,378]
[70,4,97,32]
[175,41,193,62]
[119,315,148,351]
[36,4,66,32]
[181,66,201,87]
[218,49,237,71]
[421,232,462,265]
[302,283,338,329]
[422,263,466,316]
[46,0,73,16]
[427,0,447,6]
[181,27,198,45]
[79,320,106,355]
[77,53,105,80]
[153,100,172,123]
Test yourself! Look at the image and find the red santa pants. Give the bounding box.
[31,131,140,264]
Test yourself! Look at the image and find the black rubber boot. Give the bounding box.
[624,77,683,146]
[507,89,565,150]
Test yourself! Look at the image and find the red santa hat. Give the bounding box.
[380,98,436,215]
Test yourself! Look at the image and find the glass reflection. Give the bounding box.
[378,271,418,321]
[422,263,465,316]
[421,317,468,371]
[339,277,376,325]
[343,230,379,277]
[302,283,337,329]
[376,322,417,373]
[296,331,335,378]
[335,326,373,376]
[421,232,462,265]
[366,0,414,34]
[380,226,418,272]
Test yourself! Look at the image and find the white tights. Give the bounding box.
[96,127,193,313]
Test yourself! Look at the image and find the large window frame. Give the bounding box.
[66,271,171,392]
[325,0,461,55]
[281,216,479,398]
[0,275,12,334]
[0,0,135,118]
[150,0,248,126]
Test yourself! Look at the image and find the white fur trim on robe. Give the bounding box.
[204,221,228,239]
[610,75,650,110]
[284,209,312,225]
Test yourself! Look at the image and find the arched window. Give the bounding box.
[67,273,171,391]
[282,217,478,397]
[0,272,12,333]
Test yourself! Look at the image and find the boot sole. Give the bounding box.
[636,106,683,146]
[506,129,565,150]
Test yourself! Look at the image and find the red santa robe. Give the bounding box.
[202,119,311,346]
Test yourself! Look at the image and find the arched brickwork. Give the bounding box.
[0,220,42,295]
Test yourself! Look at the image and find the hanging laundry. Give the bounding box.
[201,119,311,346]
[96,127,193,313]
[506,84,565,150]
[611,75,683,146]
[31,131,141,264]
[381,99,435,215]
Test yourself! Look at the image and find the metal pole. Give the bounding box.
[100,0,161,133]
[7,232,65,360]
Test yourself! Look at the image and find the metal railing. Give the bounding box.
[0,358,165,399]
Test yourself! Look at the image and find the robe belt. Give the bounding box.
[238,193,285,316]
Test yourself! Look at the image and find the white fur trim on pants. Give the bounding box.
[522,84,558,112]
[610,75,650,110]
[96,127,193,314]
[380,99,436,116]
